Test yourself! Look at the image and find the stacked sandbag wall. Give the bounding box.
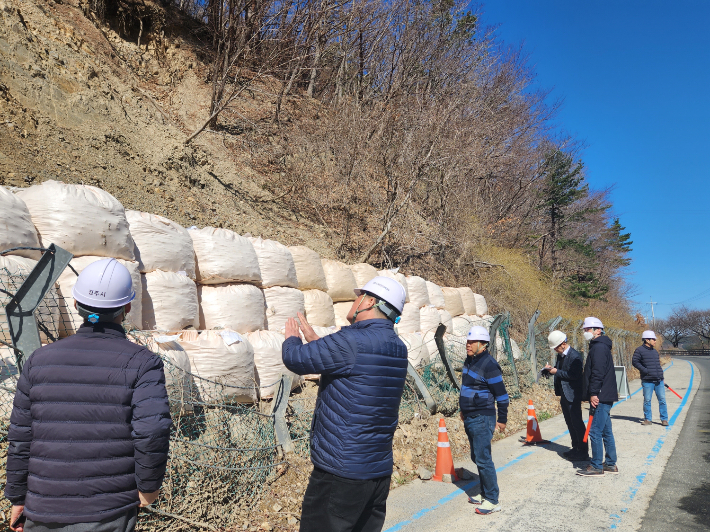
[1,181,506,405]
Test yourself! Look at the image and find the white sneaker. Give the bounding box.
[468,494,482,505]
[475,500,501,515]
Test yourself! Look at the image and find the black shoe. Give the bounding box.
[571,452,590,462]
[603,464,619,474]
[562,449,575,458]
[576,465,604,477]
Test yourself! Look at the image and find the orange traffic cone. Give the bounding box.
[431,418,459,482]
[520,399,550,445]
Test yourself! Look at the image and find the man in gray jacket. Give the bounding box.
[545,331,587,461]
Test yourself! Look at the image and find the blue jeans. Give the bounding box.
[642,380,668,421]
[463,415,499,505]
[589,402,616,470]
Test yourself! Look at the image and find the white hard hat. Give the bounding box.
[354,276,406,314]
[548,330,567,349]
[642,330,657,340]
[582,316,604,329]
[72,258,135,309]
[467,325,490,342]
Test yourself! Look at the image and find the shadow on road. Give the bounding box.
[678,481,710,527]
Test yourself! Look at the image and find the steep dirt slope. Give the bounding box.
[0,0,333,255]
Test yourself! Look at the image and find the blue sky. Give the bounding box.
[479,1,710,319]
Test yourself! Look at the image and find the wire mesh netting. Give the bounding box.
[0,254,289,530]
[520,316,641,391]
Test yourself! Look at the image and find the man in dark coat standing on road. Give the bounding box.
[545,330,587,461]
[6,259,172,532]
[282,276,408,532]
[632,330,668,426]
[578,317,619,477]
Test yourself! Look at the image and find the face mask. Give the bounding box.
[583,331,594,341]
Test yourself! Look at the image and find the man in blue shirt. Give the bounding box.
[459,325,509,515]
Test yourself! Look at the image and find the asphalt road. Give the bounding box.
[382,359,699,531]
[641,355,710,531]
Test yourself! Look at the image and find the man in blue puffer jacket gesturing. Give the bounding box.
[282,276,408,532]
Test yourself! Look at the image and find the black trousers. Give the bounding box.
[300,467,391,532]
[560,396,588,454]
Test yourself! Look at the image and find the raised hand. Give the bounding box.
[297,312,320,342]
[285,317,301,339]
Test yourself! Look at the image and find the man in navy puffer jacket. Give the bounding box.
[282,276,408,532]
[6,259,172,532]
[632,330,667,426]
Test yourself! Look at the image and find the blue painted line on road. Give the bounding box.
[385,360,681,531]
[383,451,535,532]
[609,360,694,530]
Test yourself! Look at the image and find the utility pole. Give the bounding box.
[646,298,657,330]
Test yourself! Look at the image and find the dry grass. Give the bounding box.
[475,244,641,335]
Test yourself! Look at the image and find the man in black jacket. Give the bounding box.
[577,317,618,477]
[632,330,668,426]
[544,331,587,461]
[6,258,172,531]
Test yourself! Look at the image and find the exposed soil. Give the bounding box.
[0,0,335,257]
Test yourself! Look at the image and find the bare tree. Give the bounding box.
[655,309,689,348]
[680,307,710,344]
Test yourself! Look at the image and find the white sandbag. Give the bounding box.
[480,314,494,326]
[322,259,358,302]
[441,287,465,317]
[190,227,261,285]
[0,256,60,344]
[264,287,305,332]
[289,246,328,291]
[438,309,453,334]
[247,330,302,398]
[55,256,142,337]
[303,290,336,327]
[422,330,438,357]
[177,330,256,403]
[0,186,41,259]
[141,270,199,331]
[198,283,265,333]
[406,276,430,308]
[494,336,517,362]
[425,281,446,309]
[452,315,476,335]
[398,332,429,367]
[249,237,298,288]
[511,338,522,360]
[457,287,477,316]
[145,333,193,413]
[419,306,442,333]
[349,263,378,288]
[17,180,135,260]
[377,270,409,302]
[126,211,196,278]
[474,294,488,316]
[311,326,340,337]
[396,302,421,333]
[333,302,352,327]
